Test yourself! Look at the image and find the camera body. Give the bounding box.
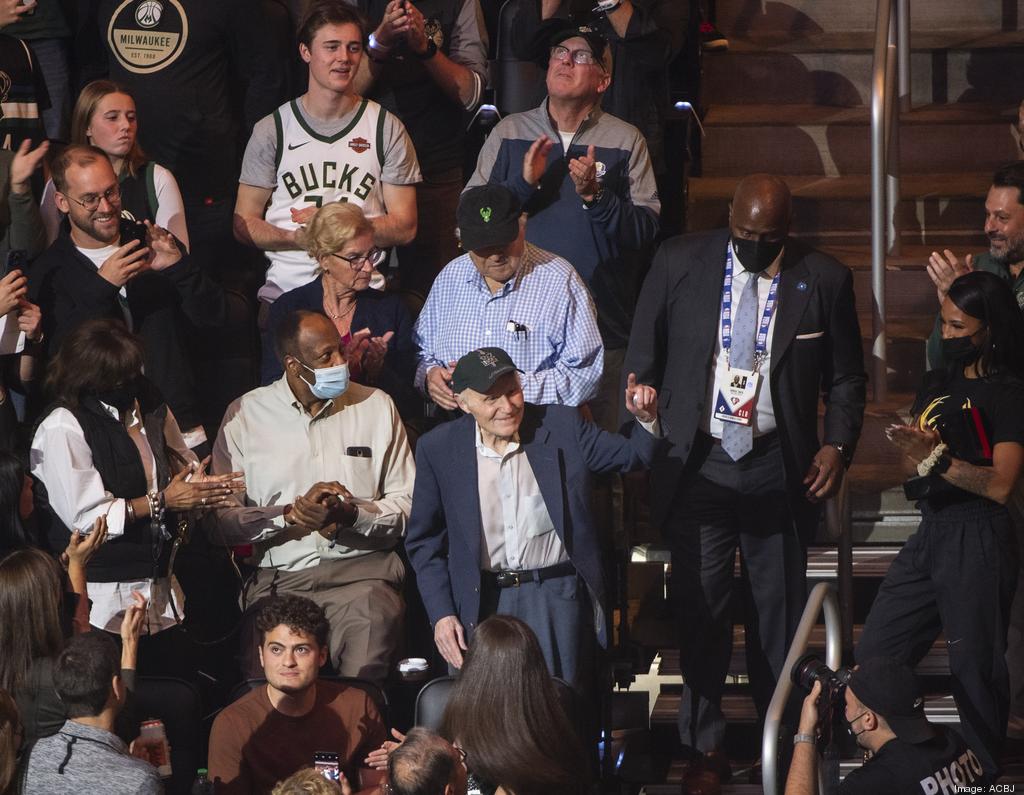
[791,654,853,750]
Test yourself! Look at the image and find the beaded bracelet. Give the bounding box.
[917,442,949,477]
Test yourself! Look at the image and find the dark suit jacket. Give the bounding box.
[261,276,420,419]
[624,229,867,530]
[28,229,225,430]
[404,404,663,648]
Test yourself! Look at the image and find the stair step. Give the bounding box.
[630,545,905,577]
[704,37,1023,106]
[703,103,1019,176]
[651,691,959,725]
[657,626,950,678]
[687,173,990,234]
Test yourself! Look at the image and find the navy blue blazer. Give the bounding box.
[404,403,663,648]
[261,276,420,417]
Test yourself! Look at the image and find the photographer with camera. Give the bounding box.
[786,656,990,794]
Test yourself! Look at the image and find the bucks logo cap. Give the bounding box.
[456,185,523,253]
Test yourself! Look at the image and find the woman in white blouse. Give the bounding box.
[40,80,190,249]
[30,319,242,674]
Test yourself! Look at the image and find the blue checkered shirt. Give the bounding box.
[414,243,604,406]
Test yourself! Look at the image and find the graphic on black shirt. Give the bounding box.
[107,0,188,74]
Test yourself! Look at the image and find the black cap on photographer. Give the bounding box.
[848,657,935,744]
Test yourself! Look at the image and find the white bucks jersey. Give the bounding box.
[261,98,389,302]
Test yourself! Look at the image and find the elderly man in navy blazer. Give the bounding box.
[404,346,661,686]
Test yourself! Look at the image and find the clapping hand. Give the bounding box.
[373,0,414,49]
[926,249,973,303]
[523,135,554,187]
[9,137,48,194]
[624,372,658,422]
[885,423,941,465]
[162,457,245,511]
[568,144,600,201]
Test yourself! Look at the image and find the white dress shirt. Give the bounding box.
[212,377,415,571]
[30,403,197,633]
[475,429,569,572]
[701,245,782,438]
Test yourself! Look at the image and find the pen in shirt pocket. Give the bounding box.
[506,319,529,341]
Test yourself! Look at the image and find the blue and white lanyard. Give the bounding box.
[721,245,779,372]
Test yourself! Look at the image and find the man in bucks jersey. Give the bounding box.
[234,0,421,306]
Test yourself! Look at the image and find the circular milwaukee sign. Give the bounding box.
[107,0,188,74]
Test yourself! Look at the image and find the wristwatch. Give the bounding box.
[416,38,438,60]
[826,441,852,468]
[794,733,816,746]
[582,188,605,208]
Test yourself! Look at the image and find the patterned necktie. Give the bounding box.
[721,272,760,461]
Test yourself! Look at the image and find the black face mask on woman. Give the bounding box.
[92,379,140,413]
[732,235,785,273]
[941,335,983,365]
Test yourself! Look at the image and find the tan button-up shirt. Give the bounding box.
[212,377,415,571]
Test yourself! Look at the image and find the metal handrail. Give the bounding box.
[762,582,843,795]
[870,0,910,402]
[824,476,855,652]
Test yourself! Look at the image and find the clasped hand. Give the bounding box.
[286,482,359,534]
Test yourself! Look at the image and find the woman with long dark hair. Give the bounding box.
[439,615,589,795]
[0,535,143,745]
[0,451,34,555]
[859,270,1024,778]
[29,319,242,675]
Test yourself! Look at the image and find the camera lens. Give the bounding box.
[790,654,833,691]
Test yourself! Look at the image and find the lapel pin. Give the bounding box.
[797,281,808,291]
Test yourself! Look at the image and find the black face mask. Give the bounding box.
[941,335,983,366]
[92,380,139,413]
[732,236,785,273]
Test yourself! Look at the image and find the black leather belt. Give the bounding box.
[482,561,576,588]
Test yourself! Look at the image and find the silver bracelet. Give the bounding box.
[794,733,816,746]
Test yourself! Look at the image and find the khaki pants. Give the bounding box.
[240,551,405,685]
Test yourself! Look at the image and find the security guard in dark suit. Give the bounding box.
[624,174,867,788]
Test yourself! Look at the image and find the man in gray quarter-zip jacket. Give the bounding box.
[466,23,659,429]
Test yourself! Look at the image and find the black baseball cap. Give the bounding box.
[847,657,934,744]
[450,347,523,394]
[457,186,522,253]
[549,24,611,71]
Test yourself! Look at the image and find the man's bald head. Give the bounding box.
[730,174,793,239]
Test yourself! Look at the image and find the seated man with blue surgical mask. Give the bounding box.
[211,309,415,683]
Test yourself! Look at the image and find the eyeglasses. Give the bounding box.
[550,44,601,67]
[330,247,385,269]
[62,184,122,212]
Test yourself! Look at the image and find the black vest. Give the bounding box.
[36,386,175,583]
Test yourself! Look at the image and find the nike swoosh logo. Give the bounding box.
[287,142,309,151]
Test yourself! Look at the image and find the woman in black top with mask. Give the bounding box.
[29,319,243,676]
[857,271,1024,779]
